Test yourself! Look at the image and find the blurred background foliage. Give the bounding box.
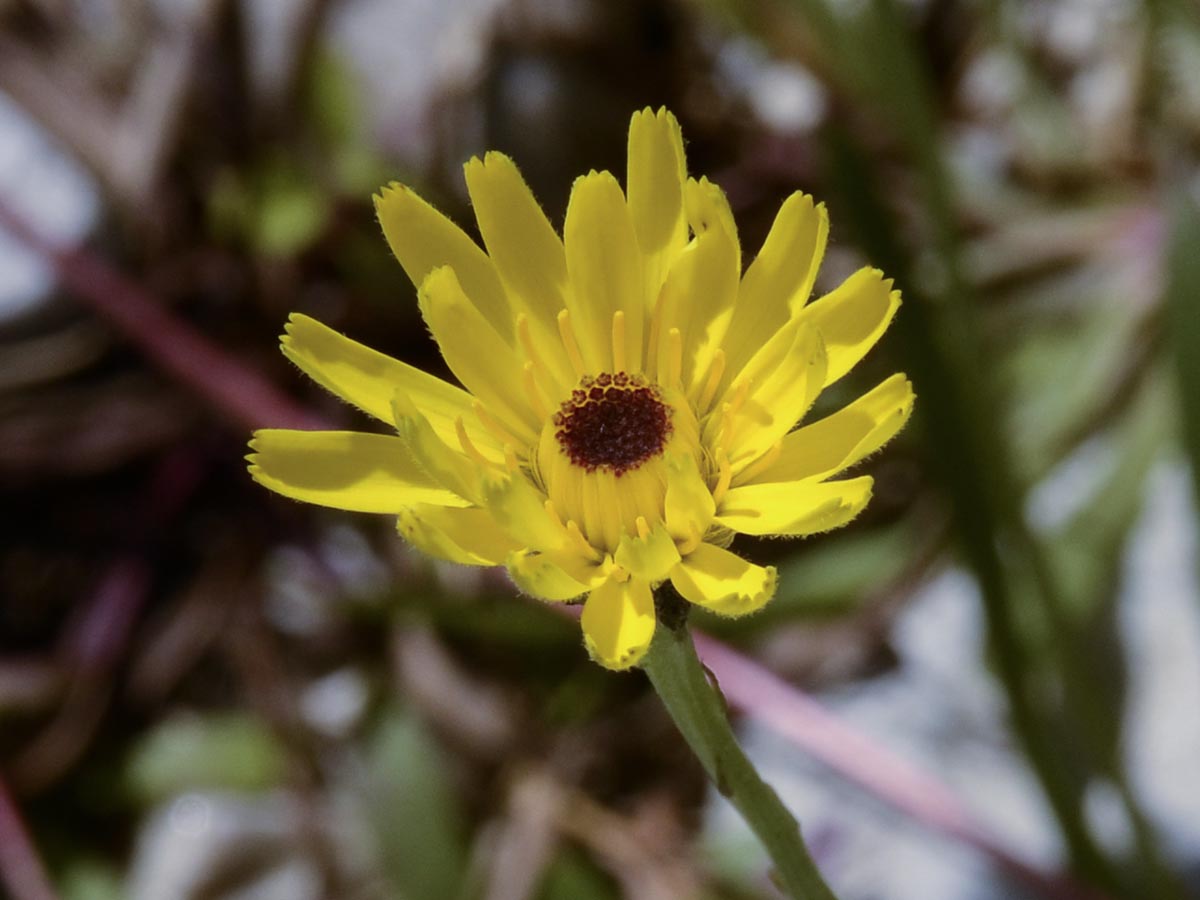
[0,0,1199,898]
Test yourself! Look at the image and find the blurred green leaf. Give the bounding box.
[816,19,1137,885]
[307,50,362,149]
[1048,377,1168,620]
[428,592,578,651]
[254,160,330,257]
[1028,376,1168,773]
[364,709,468,900]
[693,523,919,637]
[306,49,388,193]
[60,858,124,900]
[124,713,288,802]
[207,157,330,257]
[1166,192,1200,523]
[537,847,615,900]
[1002,295,1145,482]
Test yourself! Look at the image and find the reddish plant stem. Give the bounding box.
[0,776,59,900]
[0,197,324,432]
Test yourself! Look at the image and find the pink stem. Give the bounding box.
[0,776,59,900]
[692,633,1108,900]
[0,197,324,432]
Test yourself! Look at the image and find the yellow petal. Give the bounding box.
[397,505,519,566]
[481,473,573,555]
[507,550,592,601]
[746,374,914,485]
[418,267,538,443]
[280,314,501,458]
[463,153,574,389]
[627,107,688,297]
[721,193,828,379]
[799,267,901,386]
[392,391,487,506]
[670,543,777,616]
[563,171,645,373]
[614,524,681,583]
[248,429,468,512]
[652,216,738,398]
[684,177,740,262]
[581,577,656,670]
[724,323,827,472]
[664,453,715,545]
[716,476,874,536]
[374,183,512,341]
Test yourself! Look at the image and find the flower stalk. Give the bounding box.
[641,591,840,900]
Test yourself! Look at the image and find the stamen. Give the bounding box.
[712,447,734,506]
[735,440,783,485]
[504,445,521,472]
[695,348,727,413]
[611,310,626,372]
[677,524,702,556]
[645,293,663,376]
[544,499,565,530]
[719,379,751,450]
[726,378,750,417]
[516,314,551,381]
[635,515,651,540]
[566,519,602,561]
[455,417,499,469]
[522,361,549,420]
[665,327,683,390]
[557,309,586,377]
[473,400,525,448]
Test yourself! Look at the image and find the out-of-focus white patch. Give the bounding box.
[1121,461,1200,856]
[0,94,99,322]
[300,668,369,738]
[320,523,391,596]
[749,62,827,134]
[167,794,213,838]
[328,0,507,163]
[1083,780,1134,857]
[263,544,337,636]
[960,49,1025,115]
[494,57,560,123]
[128,792,323,900]
[1025,434,1115,533]
[715,38,827,134]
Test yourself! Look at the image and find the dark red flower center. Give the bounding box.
[553,373,673,477]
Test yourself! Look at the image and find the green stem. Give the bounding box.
[641,608,840,900]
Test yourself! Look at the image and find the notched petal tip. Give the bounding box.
[614,524,682,583]
[584,634,653,671]
[462,153,503,183]
[671,543,777,617]
[580,579,656,671]
[416,262,459,296]
[372,180,408,206]
[507,549,591,602]
[474,149,518,170]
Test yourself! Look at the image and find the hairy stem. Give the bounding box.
[641,604,839,900]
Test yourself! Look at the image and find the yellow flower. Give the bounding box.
[249,108,913,670]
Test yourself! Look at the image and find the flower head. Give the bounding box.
[249,108,912,670]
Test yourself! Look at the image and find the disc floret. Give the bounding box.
[554,373,673,477]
